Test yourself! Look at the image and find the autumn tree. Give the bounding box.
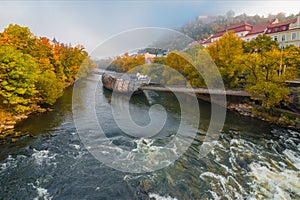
[0,24,95,114]
[283,45,300,74]
[109,53,145,72]
[241,35,297,109]
[0,24,36,52]
[207,31,244,88]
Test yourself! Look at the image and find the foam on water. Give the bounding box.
[197,133,297,199]
[199,172,244,199]
[283,149,300,170]
[70,144,81,150]
[249,162,300,199]
[30,180,52,200]
[248,146,300,199]
[32,149,57,167]
[149,193,177,200]
[0,155,17,171]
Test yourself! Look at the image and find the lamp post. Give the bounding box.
[279,46,284,76]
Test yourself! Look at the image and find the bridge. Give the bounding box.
[139,85,251,97]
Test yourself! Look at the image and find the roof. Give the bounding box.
[268,18,297,28]
[226,21,252,30]
[211,21,252,38]
[211,31,226,38]
[246,22,271,36]
[202,17,299,45]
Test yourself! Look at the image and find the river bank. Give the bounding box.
[0,107,48,141]
[228,102,300,131]
[0,82,79,140]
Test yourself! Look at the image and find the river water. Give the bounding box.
[0,74,299,199]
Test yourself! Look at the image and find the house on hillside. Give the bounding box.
[197,15,300,48]
[144,52,156,64]
[209,22,253,43]
[243,19,278,41]
[265,16,300,47]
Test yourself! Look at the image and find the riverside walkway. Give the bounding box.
[139,85,251,97]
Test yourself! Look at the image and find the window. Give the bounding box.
[267,29,271,33]
[275,27,279,32]
[292,32,297,40]
[274,36,278,41]
[282,26,286,31]
[241,33,244,37]
[282,34,286,41]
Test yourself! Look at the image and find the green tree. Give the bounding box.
[0,46,38,113]
[35,70,64,105]
[243,34,279,53]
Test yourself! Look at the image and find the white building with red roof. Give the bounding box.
[265,16,300,47]
[244,19,278,41]
[210,22,253,44]
[187,15,300,49]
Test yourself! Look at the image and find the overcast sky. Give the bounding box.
[0,1,299,52]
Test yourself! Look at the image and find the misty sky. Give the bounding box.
[0,1,299,52]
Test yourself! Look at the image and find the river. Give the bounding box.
[0,74,299,199]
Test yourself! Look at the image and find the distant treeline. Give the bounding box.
[0,24,96,114]
[181,11,299,40]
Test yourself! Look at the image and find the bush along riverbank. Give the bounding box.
[0,24,96,141]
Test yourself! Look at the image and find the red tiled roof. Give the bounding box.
[202,35,213,43]
[246,22,271,36]
[203,17,298,44]
[211,31,226,38]
[268,18,297,28]
[211,21,252,38]
[226,21,252,30]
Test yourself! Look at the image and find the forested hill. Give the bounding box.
[0,24,96,118]
[181,11,299,40]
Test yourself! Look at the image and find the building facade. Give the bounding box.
[199,15,300,48]
[266,16,300,47]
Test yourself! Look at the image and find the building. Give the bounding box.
[210,22,253,43]
[144,52,156,64]
[243,19,278,41]
[265,16,300,47]
[198,15,300,48]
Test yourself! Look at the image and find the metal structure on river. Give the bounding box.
[101,72,251,97]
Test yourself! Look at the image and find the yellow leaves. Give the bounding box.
[109,53,146,72]
[247,81,289,109]
[3,85,16,92]
[207,31,244,88]
[15,88,27,95]
[240,36,300,108]
[0,24,91,113]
